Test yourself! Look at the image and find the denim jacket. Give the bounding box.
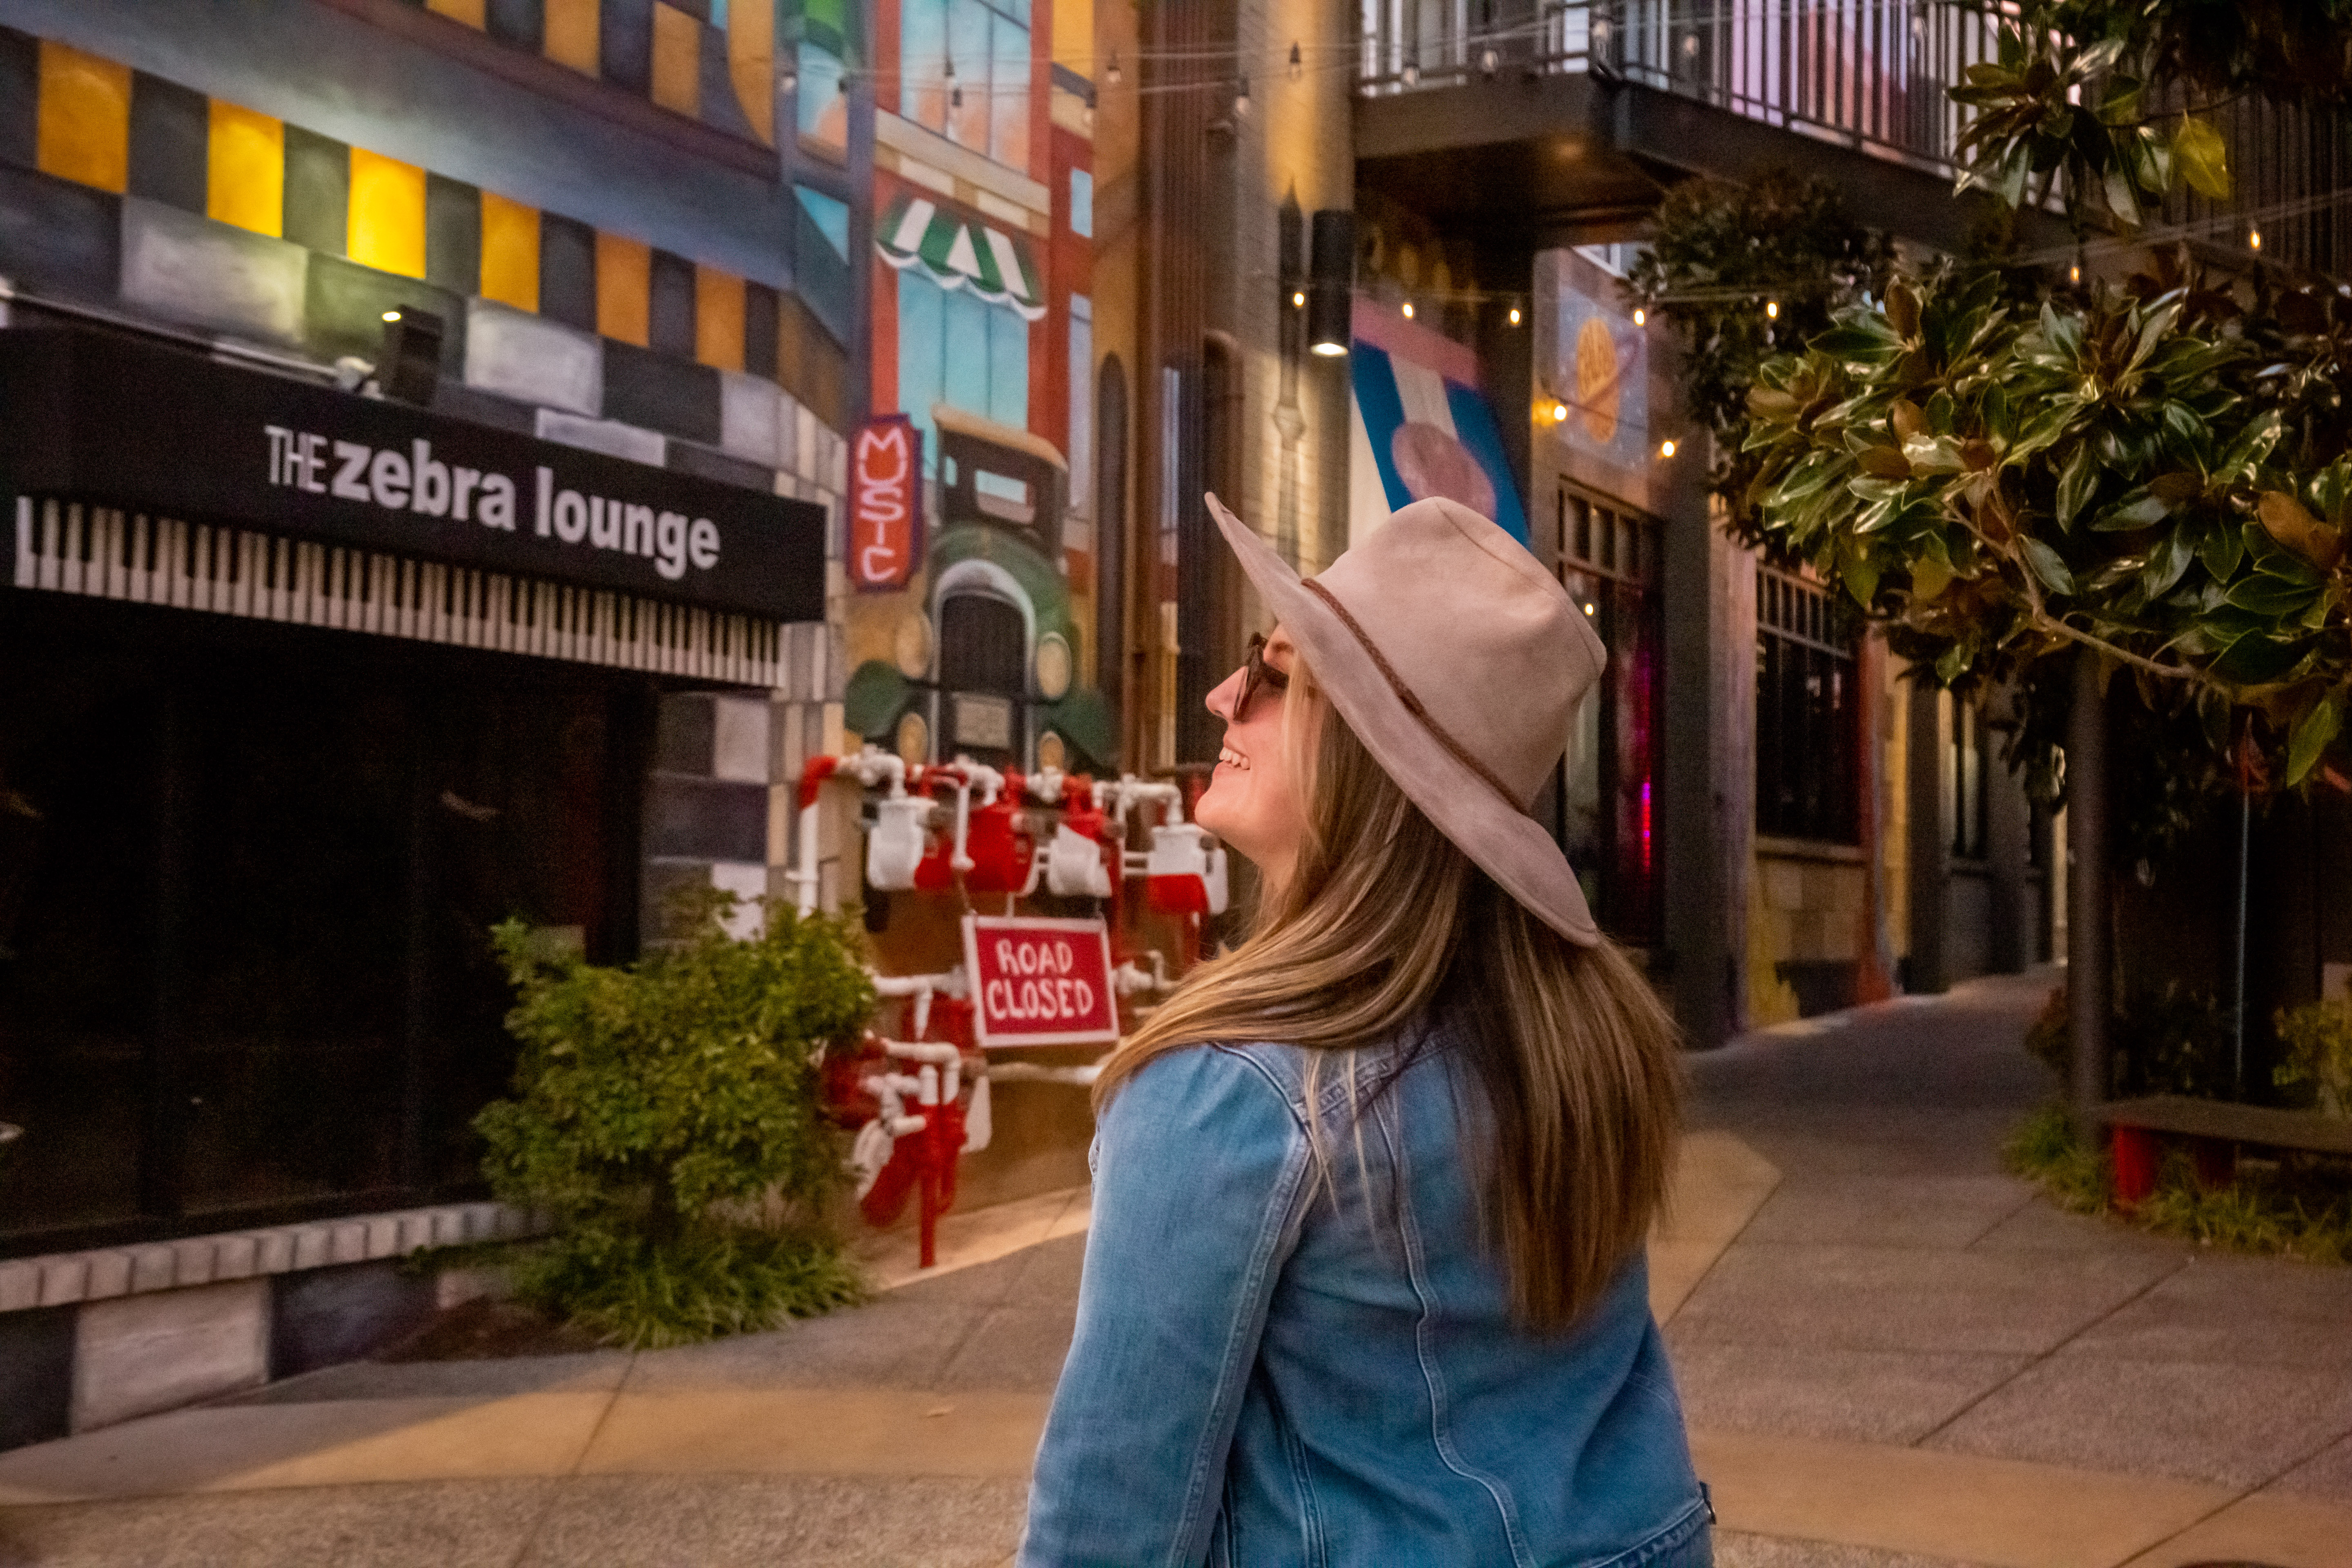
[1020,1032,1711,1568]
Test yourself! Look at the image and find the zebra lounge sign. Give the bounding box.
[0,327,825,622]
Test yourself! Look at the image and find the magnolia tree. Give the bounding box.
[1637,0,2352,842]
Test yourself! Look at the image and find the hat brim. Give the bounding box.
[1205,493,1601,947]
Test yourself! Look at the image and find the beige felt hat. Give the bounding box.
[1205,490,1608,946]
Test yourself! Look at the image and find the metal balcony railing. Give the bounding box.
[1358,1,2001,176]
[1358,1,2352,278]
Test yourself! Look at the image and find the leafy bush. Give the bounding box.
[2022,981,2236,1099]
[475,893,876,1346]
[2276,993,2352,1118]
[2005,1101,2352,1263]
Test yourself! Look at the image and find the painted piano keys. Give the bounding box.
[12,496,800,688]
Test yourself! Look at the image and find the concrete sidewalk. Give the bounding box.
[1,970,2348,1567]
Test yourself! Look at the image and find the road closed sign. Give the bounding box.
[962,915,1120,1048]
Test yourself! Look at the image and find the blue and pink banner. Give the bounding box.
[1347,300,1529,548]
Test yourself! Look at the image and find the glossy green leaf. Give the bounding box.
[2020,537,2077,595]
[2174,116,2231,201]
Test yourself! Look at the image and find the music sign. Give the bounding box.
[962,915,1120,1047]
[849,414,921,591]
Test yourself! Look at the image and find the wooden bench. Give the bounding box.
[2087,1096,2352,1205]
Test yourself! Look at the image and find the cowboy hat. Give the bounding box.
[1205,491,1608,946]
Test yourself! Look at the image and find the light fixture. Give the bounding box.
[378,307,445,405]
[1401,300,1414,319]
[1551,401,1570,423]
[1106,49,1121,86]
[1082,104,1096,131]
[1288,42,1303,82]
[1765,299,1779,319]
[2251,227,2264,251]
[1307,209,1355,357]
[1293,290,1306,308]
[1401,60,1420,86]
[1633,306,1647,326]
[779,63,798,94]
[1479,45,1499,76]
[1234,76,1251,118]
[1682,32,1700,57]
[2069,263,2081,284]
[1508,305,1522,325]
[1659,439,1677,458]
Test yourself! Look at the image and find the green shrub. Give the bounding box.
[2276,993,2352,1119]
[2020,982,2236,1100]
[2005,1102,2352,1264]
[474,892,876,1347]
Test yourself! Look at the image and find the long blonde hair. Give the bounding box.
[1094,654,1682,1332]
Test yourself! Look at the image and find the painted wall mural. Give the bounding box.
[1534,247,1656,512]
[840,0,1114,775]
[1345,298,1529,548]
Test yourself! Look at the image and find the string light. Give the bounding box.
[945,55,960,110]
[2251,227,2264,250]
[1479,45,1499,76]
[1633,307,1646,325]
[1233,76,1251,118]
[1106,50,1122,86]
[1508,306,1522,325]
[1765,299,1779,319]
[1288,42,1303,82]
[778,64,798,94]
[1293,290,1306,308]
[1659,439,1677,458]
[1401,61,1420,86]
[1401,301,1414,318]
[2069,263,2081,284]
[1551,401,1570,423]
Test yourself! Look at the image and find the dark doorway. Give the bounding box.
[0,591,653,1257]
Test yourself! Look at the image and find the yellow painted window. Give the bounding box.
[348,149,428,278]
[651,4,702,118]
[545,0,600,76]
[481,192,541,312]
[206,100,284,237]
[597,232,651,345]
[425,0,488,25]
[695,266,745,372]
[726,0,776,145]
[36,40,130,194]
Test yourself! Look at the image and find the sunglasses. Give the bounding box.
[1235,632,1291,722]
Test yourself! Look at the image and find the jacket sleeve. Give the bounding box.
[1019,1045,1311,1568]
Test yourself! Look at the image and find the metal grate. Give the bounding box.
[12,497,808,688]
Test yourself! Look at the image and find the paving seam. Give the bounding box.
[1956,1185,2044,1247]
[1656,1143,1783,1328]
[504,1350,636,1568]
[1907,1250,2192,1450]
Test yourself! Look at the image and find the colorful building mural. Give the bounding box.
[838,0,1114,775]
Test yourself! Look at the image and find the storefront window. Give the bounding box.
[1552,488,1662,946]
[0,601,646,1256]
[1756,566,1862,844]
[897,267,1031,475]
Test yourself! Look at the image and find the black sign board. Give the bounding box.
[0,328,826,623]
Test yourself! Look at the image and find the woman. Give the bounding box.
[1019,494,1708,1567]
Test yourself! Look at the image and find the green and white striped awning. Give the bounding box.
[877,194,1046,321]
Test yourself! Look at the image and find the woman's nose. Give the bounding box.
[1205,666,1242,722]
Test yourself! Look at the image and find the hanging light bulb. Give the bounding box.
[2250,227,2264,251]
[1401,60,1420,86]
[1660,439,1678,458]
[778,61,799,94]
[1288,42,1303,82]
[1234,76,1252,118]
[1401,301,1415,319]
[1633,307,1647,326]
[1551,401,1570,423]
[2069,263,2081,284]
[945,54,961,111]
[1480,45,1499,76]
[1293,290,1307,309]
[1765,299,1779,319]
[1083,104,1096,131]
[1106,50,1122,86]
[1508,305,1522,325]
